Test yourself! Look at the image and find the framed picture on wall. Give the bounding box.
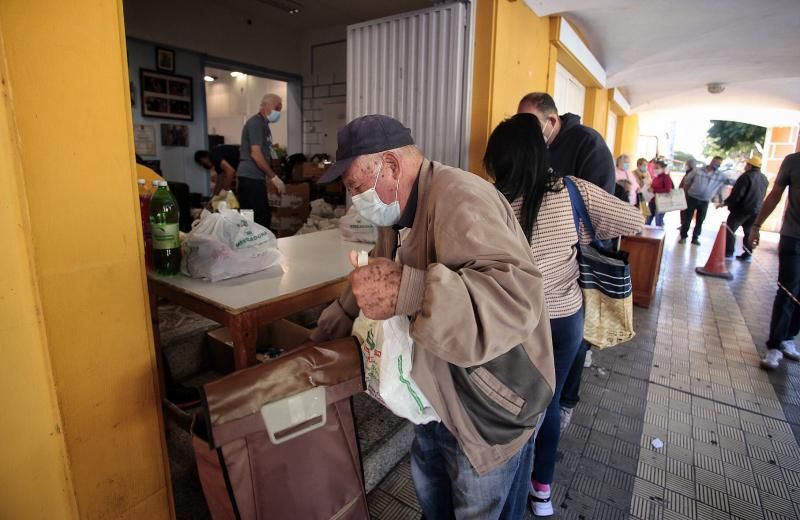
[156,47,175,72]
[140,69,193,121]
[160,124,189,147]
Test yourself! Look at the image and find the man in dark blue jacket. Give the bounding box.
[518,92,617,432]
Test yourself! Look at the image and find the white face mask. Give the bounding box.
[267,110,281,123]
[351,161,401,227]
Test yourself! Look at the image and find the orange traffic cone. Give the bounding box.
[695,223,733,280]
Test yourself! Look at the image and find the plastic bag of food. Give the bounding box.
[181,208,282,282]
[338,206,377,243]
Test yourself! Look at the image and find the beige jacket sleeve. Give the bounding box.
[395,186,547,368]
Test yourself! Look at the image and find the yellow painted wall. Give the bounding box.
[0,0,171,518]
[0,29,79,520]
[583,88,609,138]
[468,0,498,176]
[469,0,553,175]
[618,114,641,161]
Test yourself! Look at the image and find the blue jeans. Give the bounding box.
[560,341,587,409]
[646,200,664,227]
[767,236,800,350]
[411,421,536,520]
[533,308,585,484]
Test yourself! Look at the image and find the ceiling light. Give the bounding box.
[203,75,217,82]
[256,0,303,15]
[230,71,246,78]
[707,82,725,94]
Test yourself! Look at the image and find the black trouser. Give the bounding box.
[680,195,709,240]
[767,236,800,350]
[237,177,271,229]
[725,211,758,257]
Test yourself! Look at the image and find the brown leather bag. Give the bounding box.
[192,338,368,520]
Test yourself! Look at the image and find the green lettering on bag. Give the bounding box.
[396,356,425,413]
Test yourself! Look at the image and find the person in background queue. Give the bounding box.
[308,115,555,519]
[517,92,616,432]
[615,153,640,206]
[236,93,286,228]
[723,157,768,260]
[194,144,240,196]
[679,155,733,245]
[749,153,800,370]
[646,160,674,228]
[634,157,650,187]
[485,113,644,517]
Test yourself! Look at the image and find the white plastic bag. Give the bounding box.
[181,208,283,282]
[352,313,440,425]
[339,206,378,243]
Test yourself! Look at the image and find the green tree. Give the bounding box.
[704,120,766,159]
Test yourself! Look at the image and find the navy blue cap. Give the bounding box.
[318,114,415,184]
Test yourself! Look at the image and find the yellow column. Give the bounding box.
[0,1,171,518]
[618,114,641,160]
[582,87,609,138]
[0,31,79,520]
[469,0,553,175]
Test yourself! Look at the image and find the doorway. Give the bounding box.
[204,66,289,154]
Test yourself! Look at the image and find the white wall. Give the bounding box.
[127,38,209,195]
[205,72,289,149]
[302,27,347,157]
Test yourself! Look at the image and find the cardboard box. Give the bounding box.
[292,161,330,182]
[206,319,312,371]
[268,181,310,209]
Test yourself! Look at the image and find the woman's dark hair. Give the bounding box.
[483,113,559,243]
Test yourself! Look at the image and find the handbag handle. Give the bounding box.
[563,177,603,249]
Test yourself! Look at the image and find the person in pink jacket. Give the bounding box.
[646,160,674,227]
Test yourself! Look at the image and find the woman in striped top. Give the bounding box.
[484,114,644,517]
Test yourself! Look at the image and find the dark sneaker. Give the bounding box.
[678,238,687,244]
[736,253,752,261]
[691,239,701,245]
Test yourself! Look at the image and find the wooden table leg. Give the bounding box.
[228,314,259,369]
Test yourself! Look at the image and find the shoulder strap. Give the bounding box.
[563,176,600,247]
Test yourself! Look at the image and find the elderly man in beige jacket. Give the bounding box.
[310,115,555,519]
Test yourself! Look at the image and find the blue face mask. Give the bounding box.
[267,110,281,123]
[622,162,630,171]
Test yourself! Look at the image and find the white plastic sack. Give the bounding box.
[310,198,335,218]
[181,208,283,282]
[352,313,440,425]
[339,206,377,243]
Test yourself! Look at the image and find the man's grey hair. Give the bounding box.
[686,158,697,169]
[261,93,282,107]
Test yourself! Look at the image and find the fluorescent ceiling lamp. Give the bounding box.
[230,71,246,78]
[203,75,216,82]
